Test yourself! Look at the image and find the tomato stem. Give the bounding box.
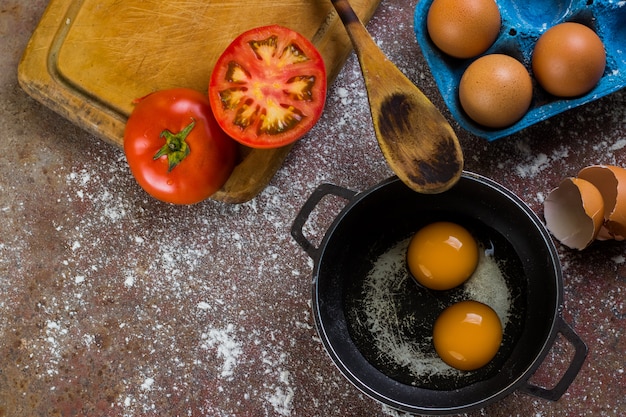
[154,118,195,172]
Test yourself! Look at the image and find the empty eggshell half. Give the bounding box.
[544,177,605,250]
[577,165,626,240]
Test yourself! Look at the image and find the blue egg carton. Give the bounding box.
[414,0,626,140]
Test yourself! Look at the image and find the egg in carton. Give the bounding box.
[414,0,626,140]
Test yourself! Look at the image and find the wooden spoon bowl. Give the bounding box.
[331,0,463,193]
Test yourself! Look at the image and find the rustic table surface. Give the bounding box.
[1,1,624,416]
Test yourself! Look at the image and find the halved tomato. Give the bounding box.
[209,25,327,149]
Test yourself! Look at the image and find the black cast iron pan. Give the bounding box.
[291,173,587,415]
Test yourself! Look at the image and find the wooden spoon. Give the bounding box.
[331,0,463,193]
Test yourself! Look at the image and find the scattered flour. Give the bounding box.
[515,147,570,178]
[140,377,155,391]
[197,301,212,310]
[266,369,295,416]
[201,324,243,380]
[609,138,626,151]
[381,404,415,417]
[611,255,626,264]
[6,148,309,416]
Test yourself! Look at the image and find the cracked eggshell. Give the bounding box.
[577,165,626,241]
[544,177,604,250]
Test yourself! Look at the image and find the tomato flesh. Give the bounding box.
[124,88,237,205]
[209,25,327,149]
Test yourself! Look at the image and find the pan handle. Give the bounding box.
[519,316,588,401]
[291,183,357,260]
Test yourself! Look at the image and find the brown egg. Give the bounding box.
[459,54,533,128]
[544,177,605,250]
[532,22,606,97]
[578,165,626,240]
[427,0,501,59]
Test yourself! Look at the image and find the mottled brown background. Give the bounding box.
[1,1,624,416]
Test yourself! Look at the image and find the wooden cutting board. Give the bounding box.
[18,0,381,203]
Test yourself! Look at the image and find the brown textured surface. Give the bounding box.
[2,0,625,416]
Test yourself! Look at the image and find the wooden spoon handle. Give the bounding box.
[331,0,382,59]
[331,0,424,109]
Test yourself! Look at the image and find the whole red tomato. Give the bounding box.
[209,25,327,149]
[124,88,237,204]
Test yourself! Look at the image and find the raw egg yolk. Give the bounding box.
[433,300,503,371]
[407,221,479,290]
